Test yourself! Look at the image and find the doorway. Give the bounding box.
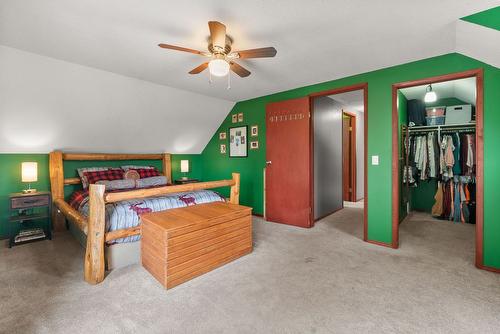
[264,83,368,238]
[310,84,368,241]
[343,112,357,202]
[391,69,484,268]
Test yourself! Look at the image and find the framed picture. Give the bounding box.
[220,144,226,154]
[229,126,248,158]
[231,114,237,123]
[219,132,226,140]
[238,113,244,122]
[250,141,259,149]
[251,125,258,137]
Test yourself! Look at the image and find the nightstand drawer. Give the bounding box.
[11,195,50,209]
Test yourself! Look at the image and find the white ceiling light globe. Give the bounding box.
[424,84,437,103]
[209,59,230,77]
[424,90,437,103]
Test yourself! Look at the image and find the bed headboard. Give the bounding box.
[49,151,171,230]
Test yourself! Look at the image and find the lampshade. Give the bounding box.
[22,162,38,183]
[180,160,189,173]
[424,84,437,103]
[208,59,230,77]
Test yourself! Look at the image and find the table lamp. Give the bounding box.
[180,160,189,180]
[22,162,38,193]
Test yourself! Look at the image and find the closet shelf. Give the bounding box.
[403,122,476,134]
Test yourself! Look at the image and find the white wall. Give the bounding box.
[0,45,234,153]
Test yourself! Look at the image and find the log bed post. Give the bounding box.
[229,173,240,205]
[84,184,106,284]
[162,153,172,183]
[49,151,67,231]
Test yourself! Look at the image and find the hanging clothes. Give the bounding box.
[431,182,444,217]
[452,133,461,175]
[403,127,476,224]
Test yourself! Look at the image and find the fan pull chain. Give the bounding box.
[227,70,231,90]
[209,70,212,84]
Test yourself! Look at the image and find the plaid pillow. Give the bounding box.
[131,168,160,179]
[84,168,124,185]
[77,167,111,189]
[69,190,89,210]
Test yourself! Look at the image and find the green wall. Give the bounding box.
[0,153,201,238]
[200,53,500,269]
[462,6,500,31]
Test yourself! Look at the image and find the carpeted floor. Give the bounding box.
[1,208,499,334]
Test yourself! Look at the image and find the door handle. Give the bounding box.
[266,161,272,166]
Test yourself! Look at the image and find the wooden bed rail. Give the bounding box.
[104,177,237,203]
[53,199,88,234]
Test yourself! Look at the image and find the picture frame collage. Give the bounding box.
[219,112,259,156]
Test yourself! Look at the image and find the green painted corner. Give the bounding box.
[200,52,500,269]
[461,6,500,31]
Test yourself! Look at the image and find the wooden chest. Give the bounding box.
[140,202,252,289]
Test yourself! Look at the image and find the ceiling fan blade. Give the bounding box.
[189,62,209,74]
[158,43,203,55]
[234,47,277,59]
[208,21,227,50]
[230,62,251,77]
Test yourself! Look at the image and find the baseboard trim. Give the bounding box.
[477,264,500,274]
[365,239,397,249]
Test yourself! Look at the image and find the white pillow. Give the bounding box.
[135,176,168,189]
[96,179,135,191]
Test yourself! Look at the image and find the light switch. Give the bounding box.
[371,155,379,165]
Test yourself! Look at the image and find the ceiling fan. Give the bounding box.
[158,21,277,79]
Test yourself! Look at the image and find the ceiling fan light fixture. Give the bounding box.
[424,84,437,103]
[208,59,230,77]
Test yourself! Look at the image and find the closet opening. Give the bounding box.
[392,69,484,267]
[309,83,367,240]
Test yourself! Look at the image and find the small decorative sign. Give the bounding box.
[238,113,244,122]
[220,144,226,154]
[231,114,238,123]
[250,141,259,149]
[251,125,258,137]
[219,132,226,140]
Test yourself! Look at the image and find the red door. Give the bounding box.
[265,97,311,228]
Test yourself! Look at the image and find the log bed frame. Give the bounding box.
[49,151,240,284]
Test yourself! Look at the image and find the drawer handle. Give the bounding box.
[23,200,39,204]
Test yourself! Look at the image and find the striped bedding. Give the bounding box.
[72,189,226,244]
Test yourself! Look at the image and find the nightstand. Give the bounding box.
[174,179,200,185]
[8,191,52,248]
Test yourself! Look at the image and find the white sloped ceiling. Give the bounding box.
[456,19,500,69]
[0,46,234,153]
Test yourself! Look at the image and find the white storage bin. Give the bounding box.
[445,105,472,125]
